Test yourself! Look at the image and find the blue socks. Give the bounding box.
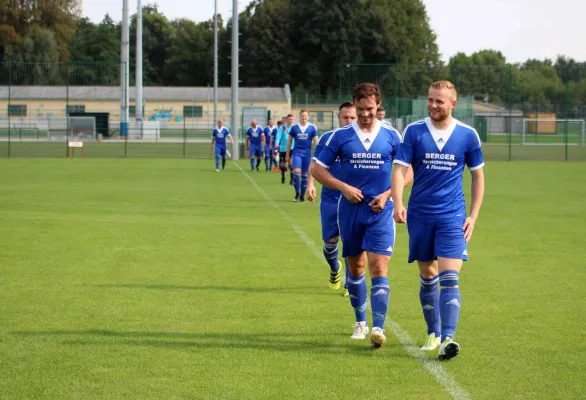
[221,156,226,170]
[371,276,390,330]
[293,172,302,198]
[215,155,220,170]
[323,242,339,272]
[264,155,269,170]
[420,275,440,337]
[301,174,308,198]
[439,270,461,342]
[250,157,255,171]
[344,258,349,289]
[347,273,367,323]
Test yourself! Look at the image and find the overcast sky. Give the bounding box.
[83,0,584,63]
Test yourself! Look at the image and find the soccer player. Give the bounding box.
[376,106,386,121]
[391,80,485,361]
[306,102,357,296]
[263,118,277,171]
[312,83,403,348]
[246,119,265,172]
[286,109,318,202]
[274,114,294,184]
[211,120,234,172]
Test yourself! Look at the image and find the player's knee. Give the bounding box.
[439,270,459,288]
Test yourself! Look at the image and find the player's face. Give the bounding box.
[355,96,380,129]
[251,119,257,128]
[268,119,273,126]
[338,106,357,126]
[428,88,456,122]
[376,110,386,120]
[217,120,223,128]
[300,112,309,124]
[286,116,294,125]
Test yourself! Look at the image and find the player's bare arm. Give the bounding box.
[391,164,408,223]
[306,163,317,202]
[311,163,363,203]
[211,137,215,151]
[463,167,485,243]
[246,136,250,152]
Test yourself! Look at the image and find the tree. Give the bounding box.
[129,4,174,85]
[4,25,60,84]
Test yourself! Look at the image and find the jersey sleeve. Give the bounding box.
[466,130,485,170]
[393,126,415,167]
[311,126,318,139]
[246,128,251,138]
[289,126,297,139]
[390,129,402,158]
[212,130,217,138]
[225,128,231,136]
[315,131,340,169]
[313,132,330,160]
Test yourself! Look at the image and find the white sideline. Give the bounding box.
[234,160,471,400]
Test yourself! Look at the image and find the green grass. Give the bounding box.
[0,159,585,399]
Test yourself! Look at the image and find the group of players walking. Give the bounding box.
[211,80,485,361]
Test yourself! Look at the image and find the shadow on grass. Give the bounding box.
[88,283,335,296]
[13,329,408,356]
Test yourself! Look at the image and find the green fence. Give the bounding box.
[1,61,585,160]
[338,64,586,161]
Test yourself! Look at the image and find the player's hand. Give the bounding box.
[307,184,317,202]
[246,147,250,152]
[463,216,476,243]
[285,154,290,162]
[368,193,388,213]
[342,185,363,203]
[393,205,407,224]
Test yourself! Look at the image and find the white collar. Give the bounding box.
[351,120,382,151]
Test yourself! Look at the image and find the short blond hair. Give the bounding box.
[430,80,457,98]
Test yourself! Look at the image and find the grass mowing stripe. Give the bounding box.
[233,160,471,400]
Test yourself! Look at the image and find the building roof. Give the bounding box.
[0,85,291,102]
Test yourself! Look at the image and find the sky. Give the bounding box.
[82,0,585,63]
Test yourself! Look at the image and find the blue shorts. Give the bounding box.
[338,198,395,257]
[292,153,311,172]
[320,195,341,241]
[406,217,468,263]
[249,144,262,158]
[215,144,226,157]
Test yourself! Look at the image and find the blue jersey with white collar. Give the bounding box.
[289,123,318,156]
[393,117,484,221]
[247,126,264,146]
[316,120,402,203]
[212,127,231,146]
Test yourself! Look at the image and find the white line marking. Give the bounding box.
[234,161,471,400]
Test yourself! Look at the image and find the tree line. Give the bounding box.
[0,0,585,113]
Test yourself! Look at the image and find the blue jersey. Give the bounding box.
[271,127,278,148]
[316,120,402,202]
[212,127,231,146]
[247,126,264,146]
[393,117,484,221]
[289,123,318,155]
[263,126,277,147]
[313,130,342,201]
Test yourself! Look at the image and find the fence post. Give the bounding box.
[564,66,570,161]
[7,61,11,158]
[65,62,70,157]
[183,114,186,158]
[508,65,513,161]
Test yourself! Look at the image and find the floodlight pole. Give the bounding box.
[230,0,239,159]
[213,0,218,125]
[120,0,130,136]
[136,0,143,123]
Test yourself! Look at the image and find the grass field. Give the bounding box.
[0,159,585,399]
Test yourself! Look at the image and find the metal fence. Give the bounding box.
[1,61,585,160]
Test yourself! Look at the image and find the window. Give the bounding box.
[8,105,27,116]
[67,105,86,114]
[183,105,203,118]
[317,112,325,123]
